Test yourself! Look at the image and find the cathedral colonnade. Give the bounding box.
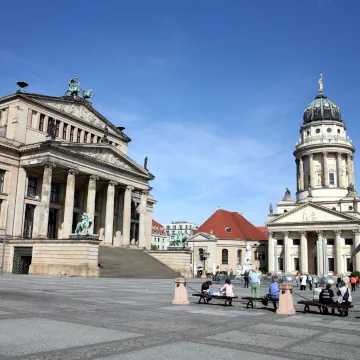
[2,162,153,250]
[267,229,360,275]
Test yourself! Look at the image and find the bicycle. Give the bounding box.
[57,269,73,278]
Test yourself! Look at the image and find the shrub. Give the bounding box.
[349,271,360,278]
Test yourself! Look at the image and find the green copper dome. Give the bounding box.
[303,93,342,124]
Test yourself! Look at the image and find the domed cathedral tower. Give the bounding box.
[267,75,360,276]
[295,73,355,205]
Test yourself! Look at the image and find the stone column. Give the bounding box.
[104,181,117,245]
[59,122,64,140]
[347,154,354,186]
[62,169,78,238]
[283,231,290,273]
[353,230,360,272]
[86,175,99,234]
[299,156,304,191]
[316,230,324,275]
[323,152,329,187]
[138,191,148,248]
[268,231,275,272]
[300,231,308,274]
[337,153,345,188]
[39,164,55,238]
[309,154,315,188]
[122,186,134,246]
[334,230,343,274]
[11,167,27,237]
[351,156,355,186]
[322,237,328,275]
[114,190,124,247]
[274,238,278,273]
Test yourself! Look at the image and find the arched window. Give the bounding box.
[222,249,228,264]
[199,248,204,261]
[237,249,242,265]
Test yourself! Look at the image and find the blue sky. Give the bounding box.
[1,1,359,226]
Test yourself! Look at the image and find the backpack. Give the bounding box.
[343,289,349,302]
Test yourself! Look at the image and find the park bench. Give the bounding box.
[297,300,353,317]
[242,296,278,310]
[192,293,238,306]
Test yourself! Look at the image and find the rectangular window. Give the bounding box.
[294,258,299,271]
[70,126,74,142]
[328,258,335,272]
[55,120,60,137]
[346,258,353,272]
[293,239,300,246]
[77,131,81,143]
[84,132,88,143]
[27,177,37,197]
[277,240,284,246]
[39,114,45,131]
[327,239,334,245]
[345,238,353,246]
[278,257,283,271]
[329,173,335,185]
[74,188,80,208]
[0,170,4,192]
[50,183,60,203]
[63,124,67,139]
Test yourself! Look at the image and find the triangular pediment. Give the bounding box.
[57,143,152,178]
[22,94,127,140]
[187,232,217,242]
[268,203,358,224]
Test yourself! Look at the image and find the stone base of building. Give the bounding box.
[146,249,192,277]
[0,238,101,277]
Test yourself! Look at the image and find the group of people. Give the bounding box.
[201,278,235,298]
[296,273,318,290]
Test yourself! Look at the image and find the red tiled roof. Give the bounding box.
[257,226,268,235]
[194,209,267,241]
[152,219,166,235]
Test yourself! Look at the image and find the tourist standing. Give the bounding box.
[350,275,356,292]
[307,274,313,290]
[300,273,307,291]
[249,269,261,306]
[337,275,342,289]
[313,274,318,289]
[244,271,250,288]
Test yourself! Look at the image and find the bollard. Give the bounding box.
[276,283,295,315]
[172,278,190,305]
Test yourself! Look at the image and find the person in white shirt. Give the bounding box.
[338,281,352,304]
[300,273,307,291]
[220,279,235,297]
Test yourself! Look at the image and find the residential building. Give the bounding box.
[163,221,199,240]
[151,219,170,250]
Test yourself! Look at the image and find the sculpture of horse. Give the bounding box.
[74,213,93,235]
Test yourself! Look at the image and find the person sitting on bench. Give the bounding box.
[201,280,212,295]
[337,281,352,305]
[220,278,235,297]
[319,284,334,304]
[269,275,280,301]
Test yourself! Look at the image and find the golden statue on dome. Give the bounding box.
[318,73,323,93]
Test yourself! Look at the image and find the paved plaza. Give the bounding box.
[0,276,359,359]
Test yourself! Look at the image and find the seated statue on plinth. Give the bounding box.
[73,213,93,236]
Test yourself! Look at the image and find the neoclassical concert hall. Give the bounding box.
[0,77,155,276]
[267,76,360,275]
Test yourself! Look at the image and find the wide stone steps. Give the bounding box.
[98,246,181,279]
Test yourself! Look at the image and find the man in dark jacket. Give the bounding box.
[244,271,249,288]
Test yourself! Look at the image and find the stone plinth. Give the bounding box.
[69,235,100,241]
[172,277,190,305]
[276,283,295,315]
[146,249,191,277]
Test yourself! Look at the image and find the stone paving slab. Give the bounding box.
[0,318,140,356]
[247,323,321,338]
[94,341,295,360]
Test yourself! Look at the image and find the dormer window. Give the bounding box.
[225,227,232,232]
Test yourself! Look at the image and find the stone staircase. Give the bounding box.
[98,246,181,278]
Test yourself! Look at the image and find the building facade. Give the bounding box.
[187,209,267,274]
[151,219,170,250]
[164,221,199,241]
[0,78,155,276]
[267,77,360,275]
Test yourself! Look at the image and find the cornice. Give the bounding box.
[294,143,355,158]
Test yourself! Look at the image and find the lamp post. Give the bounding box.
[201,252,210,278]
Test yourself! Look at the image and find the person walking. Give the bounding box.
[313,274,318,289]
[300,273,307,291]
[307,274,313,291]
[350,275,356,292]
[244,270,250,288]
[337,274,342,289]
[249,268,261,307]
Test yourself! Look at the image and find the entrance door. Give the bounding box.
[23,204,34,239]
[12,247,33,274]
[48,209,58,239]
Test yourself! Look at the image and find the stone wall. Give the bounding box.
[146,250,192,277]
[1,239,100,277]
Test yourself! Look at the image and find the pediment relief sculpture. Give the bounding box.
[78,149,132,171]
[40,100,117,135]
